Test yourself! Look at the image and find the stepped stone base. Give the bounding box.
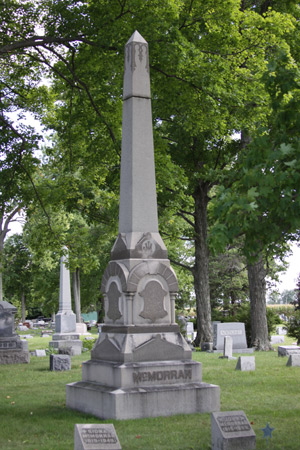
[0,338,30,364]
[66,359,220,420]
[49,333,82,355]
[0,348,30,364]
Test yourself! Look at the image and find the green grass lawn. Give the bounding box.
[0,333,299,449]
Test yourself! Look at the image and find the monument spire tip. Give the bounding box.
[127,30,147,45]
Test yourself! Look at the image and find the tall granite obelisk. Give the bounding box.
[66,31,220,419]
[50,248,82,355]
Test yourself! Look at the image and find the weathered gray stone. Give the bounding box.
[213,322,254,353]
[235,356,255,371]
[35,349,46,357]
[276,325,287,335]
[0,301,30,364]
[278,345,300,357]
[286,354,300,367]
[74,424,121,450]
[50,248,82,355]
[50,354,71,371]
[219,336,237,360]
[201,342,213,352]
[66,31,220,420]
[271,335,284,344]
[76,323,87,334]
[211,411,256,450]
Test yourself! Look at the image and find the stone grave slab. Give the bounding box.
[271,335,284,344]
[219,336,236,360]
[235,356,255,371]
[35,349,46,357]
[213,322,253,353]
[50,354,71,371]
[278,346,300,357]
[286,354,300,367]
[76,323,88,334]
[74,424,121,450]
[0,300,30,364]
[186,322,194,340]
[211,410,256,450]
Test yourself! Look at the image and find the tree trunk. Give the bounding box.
[72,268,81,323]
[247,253,272,350]
[193,182,213,346]
[0,232,4,302]
[21,292,26,322]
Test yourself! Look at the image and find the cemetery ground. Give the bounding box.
[1,330,299,450]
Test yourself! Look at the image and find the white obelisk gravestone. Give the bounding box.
[66,31,220,419]
[50,249,82,355]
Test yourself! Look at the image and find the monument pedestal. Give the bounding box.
[50,332,82,355]
[0,336,29,364]
[66,359,219,420]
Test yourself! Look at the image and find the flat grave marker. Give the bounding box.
[211,410,256,450]
[74,424,121,450]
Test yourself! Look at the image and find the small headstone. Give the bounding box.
[74,424,121,450]
[21,334,34,339]
[76,323,88,334]
[41,334,51,338]
[211,411,256,450]
[50,354,71,371]
[219,336,236,360]
[35,349,46,357]
[271,335,284,344]
[201,342,213,352]
[278,345,300,357]
[235,356,255,371]
[186,322,194,340]
[286,354,300,367]
[276,326,287,335]
[19,325,29,332]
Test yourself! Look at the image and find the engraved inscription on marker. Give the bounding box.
[133,368,192,384]
[0,341,17,349]
[217,415,251,433]
[82,428,117,445]
[220,329,242,336]
[74,423,122,450]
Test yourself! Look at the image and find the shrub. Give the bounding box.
[285,310,300,344]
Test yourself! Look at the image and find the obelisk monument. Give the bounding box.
[50,248,82,355]
[66,31,219,419]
